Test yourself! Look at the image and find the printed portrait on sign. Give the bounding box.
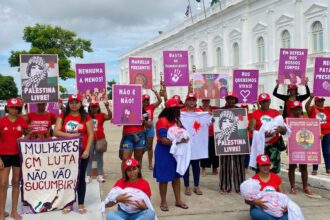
[133,73,149,88]
[23,56,49,88]
[296,129,314,150]
[215,110,239,146]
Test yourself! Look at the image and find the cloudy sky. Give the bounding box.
[0,0,207,94]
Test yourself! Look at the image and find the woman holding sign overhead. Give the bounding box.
[54,94,94,214]
[0,98,28,220]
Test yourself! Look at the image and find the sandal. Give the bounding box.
[303,188,321,199]
[160,204,169,212]
[62,206,73,214]
[184,187,192,196]
[10,212,22,220]
[4,211,9,217]
[193,187,203,195]
[175,203,189,209]
[290,187,297,195]
[78,207,87,214]
[311,171,318,175]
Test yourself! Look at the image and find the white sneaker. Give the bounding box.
[85,176,91,184]
[97,175,105,183]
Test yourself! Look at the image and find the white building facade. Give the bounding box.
[119,0,330,108]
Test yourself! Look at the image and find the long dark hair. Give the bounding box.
[63,101,88,123]
[88,105,101,118]
[158,106,183,127]
[124,166,142,181]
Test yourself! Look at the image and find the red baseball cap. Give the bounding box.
[89,101,99,107]
[123,158,139,170]
[241,104,249,109]
[258,93,271,102]
[172,95,181,102]
[290,100,302,109]
[142,94,150,100]
[165,98,184,108]
[186,93,197,101]
[256,154,271,166]
[68,94,82,102]
[287,84,297,91]
[7,98,21,107]
[315,97,325,102]
[226,92,237,98]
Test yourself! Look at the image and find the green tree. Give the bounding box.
[0,74,18,100]
[107,79,116,100]
[8,24,93,80]
[59,85,68,99]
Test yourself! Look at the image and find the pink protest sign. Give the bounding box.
[76,63,106,104]
[278,48,308,85]
[193,73,228,99]
[28,102,60,116]
[129,57,152,89]
[233,70,259,104]
[163,51,189,87]
[313,57,330,97]
[287,118,321,164]
[112,85,142,125]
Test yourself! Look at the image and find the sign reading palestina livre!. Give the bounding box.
[193,73,229,99]
[76,63,106,104]
[28,102,60,116]
[112,85,142,125]
[233,70,259,104]
[20,54,59,103]
[287,118,321,164]
[129,57,152,89]
[278,48,308,86]
[163,51,189,87]
[213,108,250,156]
[313,57,330,96]
[18,138,81,213]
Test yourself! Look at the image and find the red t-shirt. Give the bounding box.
[60,113,91,150]
[144,104,155,121]
[252,173,282,192]
[247,113,253,138]
[123,125,145,135]
[200,105,220,136]
[114,178,151,197]
[92,113,106,140]
[156,117,175,142]
[27,112,56,135]
[251,109,281,144]
[0,116,28,155]
[309,106,330,135]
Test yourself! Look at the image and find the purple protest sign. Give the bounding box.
[278,48,308,85]
[287,118,321,164]
[28,102,60,116]
[233,70,259,104]
[314,57,330,96]
[76,63,106,104]
[112,85,142,125]
[163,51,189,87]
[129,57,152,89]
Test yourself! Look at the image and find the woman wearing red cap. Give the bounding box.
[246,154,288,220]
[0,98,28,220]
[85,100,112,183]
[104,158,155,220]
[273,78,310,118]
[54,94,94,214]
[154,98,188,211]
[306,94,330,175]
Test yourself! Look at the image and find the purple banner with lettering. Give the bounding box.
[278,48,307,85]
[163,51,189,87]
[314,57,330,96]
[28,102,60,116]
[76,63,106,103]
[233,70,259,104]
[287,118,321,164]
[129,57,152,89]
[112,85,142,125]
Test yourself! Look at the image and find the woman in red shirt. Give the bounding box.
[86,101,112,183]
[0,98,28,220]
[54,94,94,214]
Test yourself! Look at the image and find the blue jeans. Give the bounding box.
[250,206,288,220]
[87,141,104,176]
[312,133,330,171]
[106,208,155,220]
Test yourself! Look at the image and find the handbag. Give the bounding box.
[275,136,287,152]
[96,138,108,153]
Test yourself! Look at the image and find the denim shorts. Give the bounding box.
[121,132,146,151]
[145,122,155,137]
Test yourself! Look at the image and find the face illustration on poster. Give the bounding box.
[23,56,49,88]
[134,73,148,88]
[121,107,134,123]
[216,110,238,146]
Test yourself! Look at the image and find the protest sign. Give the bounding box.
[76,63,106,104]
[233,70,259,103]
[193,73,228,99]
[28,102,60,116]
[213,108,250,155]
[20,54,59,103]
[19,138,81,213]
[129,57,152,89]
[112,85,142,125]
[278,48,308,85]
[313,57,330,96]
[163,51,189,86]
[287,118,321,164]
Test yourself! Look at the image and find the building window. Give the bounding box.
[190,54,195,70]
[281,30,291,48]
[233,42,239,66]
[312,21,323,53]
[257,37,265,62]
[202,51,207,69]
[216,47,222,67]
